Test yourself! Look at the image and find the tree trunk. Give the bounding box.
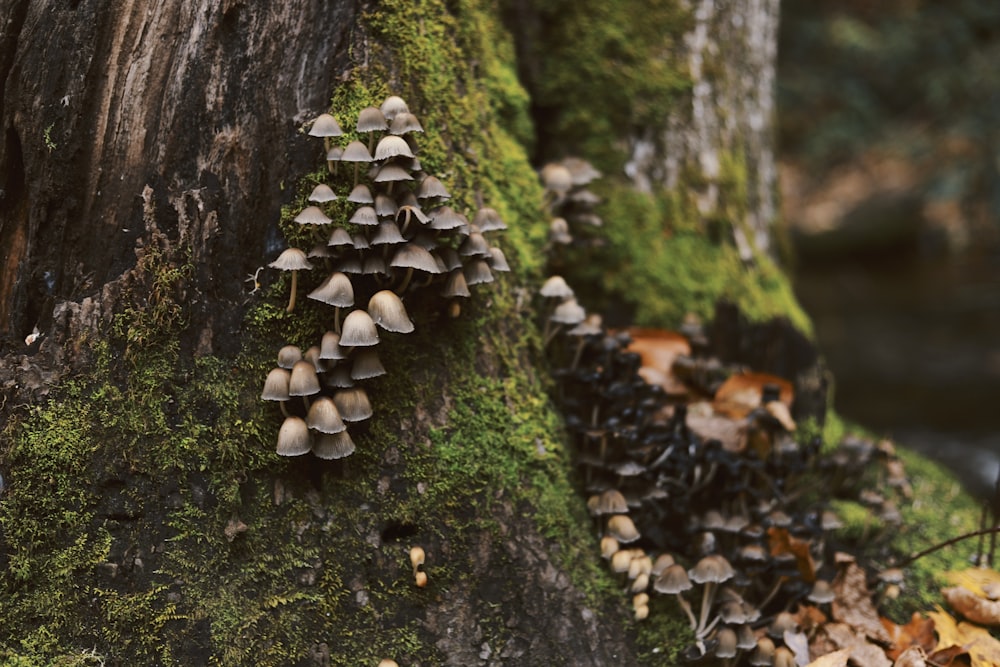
[0,1,789,665]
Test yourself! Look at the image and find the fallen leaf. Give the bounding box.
[686,412,747,452]
[943,586,1000,626]
[627,328,690,396]
[713,371,794,418]
[768,527,818,581]
[944,568,1000,599]
[891,647,926,667]
[819,623,892,667]
[929,606,1000,667]
[785,630,811,665]
[797,604,829,633]
[880,612,936,660]
[832,563,892,644]
[807,648,852,667]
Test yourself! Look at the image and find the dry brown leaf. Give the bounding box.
[881,612,936,660]
[832,563,892,644]
[686,412,747,452]
[943,586,1000,626]
[807,648,853,667]
[819,623,892,667]
[627,328,690,395]
[891,646,926,667]
[929,606,1000,667]
[768,526,818,582]
[944,568,1000,599]
[713,371,794,418]
[766,400,798,431]
[797,604,830,633]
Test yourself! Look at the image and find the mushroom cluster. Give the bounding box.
[539,157,604,255]
[262,96,510,458]
[534,162,913,662]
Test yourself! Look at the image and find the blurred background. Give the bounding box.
[777,0,1000,497]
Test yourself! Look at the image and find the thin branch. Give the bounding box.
[893,526,1000,570]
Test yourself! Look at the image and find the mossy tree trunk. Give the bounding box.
[1,0,789,665]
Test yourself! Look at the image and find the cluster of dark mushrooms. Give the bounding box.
[261,96,509,459]
[537,162,911,664]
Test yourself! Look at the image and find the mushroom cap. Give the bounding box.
[714,628,738,659]
[807,579,835,604]
[549,217,573,244]
[374,193,399,218]
[320,331,346,360]
[561,157,602,186]
[347,184,374,204]
[593,489,629,515]
[269,248,313,272]
[326,146,344,162]
[611,549,637,574]
[374,135,415,161]
[371,221,406,246]
[391,245,444,274]
[429,206,469,231]
[276,416,312,456]
[306,396,347,434]
[688,554,735,584]
[368,290,415,333]
[736,624,758,650]
[473,207,506,232]
[261,367,291,401]
[380,95,410,121]
[324,364,355,388]
[396,205,431,226]
[339,309,380,347]
[277,345,303,369]
[333,387,373,422]
[340,140,374,163]
[295,205,333,225]
[351,234,371,250]
[357,106,388,133]
[361,254,388,276]
[437,247,463,272]
[307,243,333,259]
[749,637,776,666]
[463,259,494,286]
[487,247,511,272]
[458,232,491,258]
[303,345,325,372]
[349,205,379,226]
[441,269,471,298]
[288,360,321,397]
[308,113,343,138]
[389,111,423,135]
[417,175,450,200]
[313,430,356,460]
[600,536,620,559]
[651,553,676,576]
[307,184,338,203]
[606,514,640,543]
[567,188,601,206]
[551,298,586,325]
[653,564,692,594]
[374,163,413,183]
[350,348,387,379]
[327,227,354,247]
[307,272,355,308]
[567,313,602,336]
[540,163,573,193]
[540,275,574,298]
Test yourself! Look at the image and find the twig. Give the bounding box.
[892,526,1000,570]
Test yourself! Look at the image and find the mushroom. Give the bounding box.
[307,272,355,333]
[389,111,423,135]
[276,416,312,456]
[390,244,443,293]
[326,145,344,174]
[340,140,374,187]
[606,514,640,544]
[307,184,337,204]
[380,95,409,121]
[268,248,313,312]
[350,348,386,380]
[378,660,400,667]
[487,247,511,272]
[417,175,450,200]
[333,387,373,422]
[688,554,735,637]
[462,259,494,287]
[306,396,347,434]
[600,536,620,559]
[473,207,506,232]
[539,275,574,299]
[339,310,380,347]
[654,564,698,630]
[368,290,415,333]
[357,106,388,151]
[288,360,321,410]
[313,430,356,460]
[749,637,776,666]
[374,194,399,219]
[349,205,379,226]
[261,367,292,417]
[374,135,415,161]
[308,113,343,153]
[347,183,374,204]
[807,579,835,605]
[714,627,738,660]
[277,345,303,369]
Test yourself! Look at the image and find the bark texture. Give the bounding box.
[625,0,781,260]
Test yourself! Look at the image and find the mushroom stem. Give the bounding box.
[353,163,360,188]
[675,593,698,631]
[570,338,586,370]
[286,270,299,312]
[301,396,312,412]
[695,582,717,637]
[396,267,415,294]
[279,401,291,418]
[542,321,563,347]
[334,306,342,334]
